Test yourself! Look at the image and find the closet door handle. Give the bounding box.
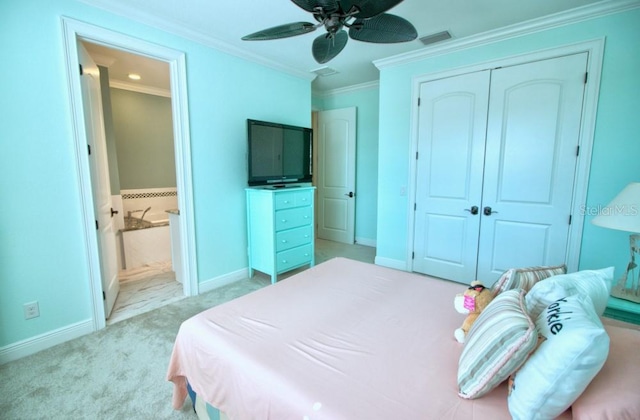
[483,206,498,216]
[464,206,479,215]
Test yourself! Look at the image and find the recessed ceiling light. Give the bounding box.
[128,73,141,80]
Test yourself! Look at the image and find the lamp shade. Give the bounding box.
[591,182,640,233]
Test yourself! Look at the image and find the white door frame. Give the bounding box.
[406,38,605,273]
[61,17,198,331]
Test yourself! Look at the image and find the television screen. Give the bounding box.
[247,119,312,186]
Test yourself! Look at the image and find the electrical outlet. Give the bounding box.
[24,301,40,319]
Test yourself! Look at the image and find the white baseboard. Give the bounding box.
[198,267,249,294]
[0,319,94,365]
[374,256,408,271]
[355,237,376,247]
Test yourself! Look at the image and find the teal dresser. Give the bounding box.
[246,186,315,284]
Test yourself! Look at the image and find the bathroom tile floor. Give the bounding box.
[107,261,184,325]
[107,239,376,326]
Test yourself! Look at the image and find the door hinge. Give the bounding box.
[416,151,419,160]
[569,214,572,225]
[79,64,84,76]
[576,145,580,156]
[584,72,588,84]
[412,252,415,259]
[418,97,421,107]
[102,291,106,301]
[95,220,99,230]
[414,203,417,211]
[88,144,91,155]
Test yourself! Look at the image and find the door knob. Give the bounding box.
[464,206,479,215]
[345,191,355,198]
[110,208,119,217]
[483,206,498,216]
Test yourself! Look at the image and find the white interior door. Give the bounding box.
[317,107,356,244]
[476,53,588,282]
[79,43,120,318]
[413,71,490,281]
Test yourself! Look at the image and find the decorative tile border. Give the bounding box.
[122,191,177,200]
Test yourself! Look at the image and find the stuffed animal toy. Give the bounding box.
[454,280,493,343]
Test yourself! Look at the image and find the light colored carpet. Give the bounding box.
[0,239,375,419]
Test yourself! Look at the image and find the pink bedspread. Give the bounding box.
[167,257,567,419]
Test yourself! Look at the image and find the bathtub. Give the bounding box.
[121,212,172,270]
[142,212,170,226]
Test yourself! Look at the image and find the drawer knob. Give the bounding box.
[281,219,287,223]
[282,259,287,263]
[281,240,287,243]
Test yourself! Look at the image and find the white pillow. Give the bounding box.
[525,267,613,319]
[508,294,610,420]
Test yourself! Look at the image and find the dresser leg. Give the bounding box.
[271,273,277,284]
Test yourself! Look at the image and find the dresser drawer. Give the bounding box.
[276,244,313,272]
[275,189,313,210]
[275,206,312,231]
[275,192,297,210]
[276,225,313,252]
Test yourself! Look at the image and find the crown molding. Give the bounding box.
[374,0,640,69]
[110,80,171,97]
[78,0,316,82]
[313,80,379,98]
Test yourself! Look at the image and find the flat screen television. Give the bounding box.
[247,119,312,186]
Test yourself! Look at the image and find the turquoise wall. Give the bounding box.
[111,88,176,190]
[376,9,640,277]
[0,0,311,348]
[313,86,380,244]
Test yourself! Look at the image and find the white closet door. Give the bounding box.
[476,53,588,283]
[413,71,490,282]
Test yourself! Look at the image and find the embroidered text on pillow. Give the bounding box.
[545,297,573,335]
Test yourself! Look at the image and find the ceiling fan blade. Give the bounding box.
[312,30,348,64]
[242,22,317,41]
[340,0,404,19]
[348,13,417,43]
[291,0,339,13]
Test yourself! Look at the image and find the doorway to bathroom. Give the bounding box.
[62,17,197,332]
[82,42,185,324]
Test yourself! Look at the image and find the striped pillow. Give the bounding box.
[458,289,537,399]
[491,264,566,297]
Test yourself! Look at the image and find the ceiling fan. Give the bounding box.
[242,0,418,64]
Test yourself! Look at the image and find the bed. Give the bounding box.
[167,257,640,419]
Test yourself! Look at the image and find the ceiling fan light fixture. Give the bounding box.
[419,30,452,46]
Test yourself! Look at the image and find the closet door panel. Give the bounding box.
[413,70,490,283]
[476,53,588,283]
